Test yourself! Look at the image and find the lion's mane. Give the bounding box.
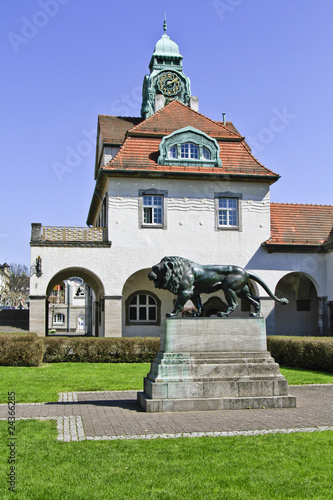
[159,256,196,294]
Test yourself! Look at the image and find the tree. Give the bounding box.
[1,264,30,309]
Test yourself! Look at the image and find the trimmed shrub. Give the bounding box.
[0,334,44,367]
[42,337,76,363]
[267,336,333,373]
[43,337,160,363]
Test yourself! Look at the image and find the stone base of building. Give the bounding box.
[137,317,296,412]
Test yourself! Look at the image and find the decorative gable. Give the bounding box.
[158,126,222,167]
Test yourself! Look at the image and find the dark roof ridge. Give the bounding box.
[98,114,141,120]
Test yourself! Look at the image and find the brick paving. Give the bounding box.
[1,385,333,442]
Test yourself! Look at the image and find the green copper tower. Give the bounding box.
[141,20,192,118]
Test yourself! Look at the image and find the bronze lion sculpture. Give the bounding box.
[148,256,288,318]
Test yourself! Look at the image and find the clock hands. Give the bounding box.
[166,77,179,86]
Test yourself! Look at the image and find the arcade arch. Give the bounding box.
[275,272,319,336]
[46,267,105,336]
[122,268,172,337]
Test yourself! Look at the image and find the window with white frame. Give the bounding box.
[180,143,199,159]
[143,195,163,225]
[215,192,242,231]
[139,189,167,229]
[126,292,161,325]
[219,198,238,226]
[53,313,65,324]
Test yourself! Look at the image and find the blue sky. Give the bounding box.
[1,0,332,267]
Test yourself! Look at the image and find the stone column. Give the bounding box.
[318,297,328,336]
[29,296,47,337]
[104,296,122,337]
[260,298,276,335]
[329,301,333,336]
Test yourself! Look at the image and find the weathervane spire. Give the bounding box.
[163,12,167,33]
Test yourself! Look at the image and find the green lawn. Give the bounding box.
[0,363,332,404]
[0,420,332,499]
[0,363,150,403]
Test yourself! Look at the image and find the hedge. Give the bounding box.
[267,336,333,373]
[0,334,44,367]
[43,337,160,363]
[2,333,332,370]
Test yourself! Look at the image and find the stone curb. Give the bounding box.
[1,415,332,442]
[83,425,333,441]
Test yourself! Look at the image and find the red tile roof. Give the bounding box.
[267,203,333,247]
[128,100,241,138]
[100,101,278,179]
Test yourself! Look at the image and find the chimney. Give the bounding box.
[189,96,199,112]
[154,95,165,113]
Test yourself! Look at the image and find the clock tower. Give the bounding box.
[141,19,194,118]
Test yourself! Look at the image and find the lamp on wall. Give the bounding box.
[31,256,42,278]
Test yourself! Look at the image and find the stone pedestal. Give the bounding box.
[137,318,296,412]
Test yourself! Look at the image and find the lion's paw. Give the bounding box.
[166,312,177,318]
[217,312,228,318]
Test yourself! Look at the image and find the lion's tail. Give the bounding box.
[247,272,289,305]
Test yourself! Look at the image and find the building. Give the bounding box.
[30,26,333,337]
[48,278,87,334]
[0,263,10,308]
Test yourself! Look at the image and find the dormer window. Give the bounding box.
[168,143,212,161]
[159,126,222,168]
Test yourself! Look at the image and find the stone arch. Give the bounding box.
[122,268,172,338]
[46,267,104,297]
[46,267,105,337]
[275,272,319,336]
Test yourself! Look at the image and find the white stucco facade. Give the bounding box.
[29,173,332,338]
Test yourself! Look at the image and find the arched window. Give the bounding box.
[202,146,211,160]
[126,292,161,325]
[168,146,177,159]
[53,313,65,324]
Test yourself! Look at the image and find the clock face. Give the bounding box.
[157,72,181,96]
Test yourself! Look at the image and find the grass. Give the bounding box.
[0,420,332,499]
[280,366,333,385]
[0,363,332,404]
[0,363,150,403]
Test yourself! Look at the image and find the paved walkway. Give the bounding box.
[1,385,333,442]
